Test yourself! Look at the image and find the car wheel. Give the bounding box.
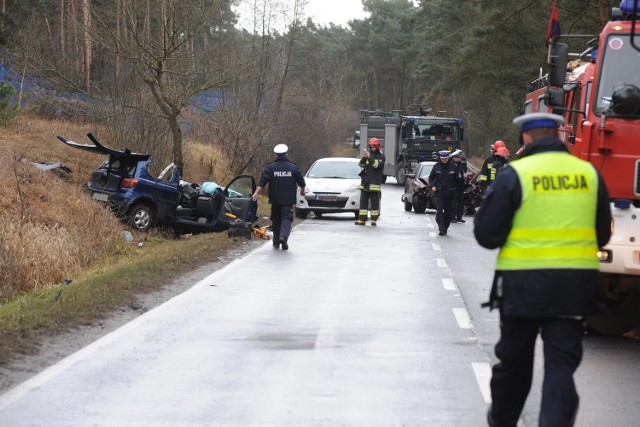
[295,208,309,219]
[404,200,412,212]
[314,212,323,217]
[395,162,408,186]
[412,194,426,214]
[128,204,154,232]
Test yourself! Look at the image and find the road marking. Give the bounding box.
[442,278,456,291]
[472,362,492,403]
[436,258,448,268]
[432,243,441,251]
[429,232,437,238]
[452,307,472,329]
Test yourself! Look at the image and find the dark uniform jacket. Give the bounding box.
[428,160,460,197]
[258,157,306,205]
[358,151,386,190]
[454,160,466,189]
[474,137,612,317]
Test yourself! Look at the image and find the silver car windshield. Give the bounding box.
[594,34,640,114]
[308,161,361,179]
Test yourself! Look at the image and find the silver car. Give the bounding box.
[295,157,361,219]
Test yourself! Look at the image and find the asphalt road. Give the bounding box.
[1,182,639,426]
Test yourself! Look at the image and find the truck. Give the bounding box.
[526,0,640,334]
[358,109,464,185]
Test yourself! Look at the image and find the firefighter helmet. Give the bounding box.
[492,140,506,150]
[496,147,510,158]
[368,137,381,150]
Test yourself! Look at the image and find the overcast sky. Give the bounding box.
[233,0,369,31]
[304,0,368,27]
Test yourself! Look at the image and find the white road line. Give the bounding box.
[472,362,493,403]
[442,278,456,291]
[432,243,441,251]
[452,307,472,329]
[436,258,448,268]
[429,232,437,238]
[426,222,434,229]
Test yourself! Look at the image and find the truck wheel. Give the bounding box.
[587,291,640,335]
[396,162,408,186]
[404,200,412,212]
[127,204,154,232]
[412,194,426,214]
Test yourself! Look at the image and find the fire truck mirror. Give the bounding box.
[548,43,569,87]
[545,87,565,108]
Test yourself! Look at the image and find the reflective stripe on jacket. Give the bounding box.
[496,152,599,270]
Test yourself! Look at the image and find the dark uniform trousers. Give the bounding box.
[491,316,583,427]
[435,193,454,232]
[453,186,464,220]
[358,190,381,221]
[271,205,294,242]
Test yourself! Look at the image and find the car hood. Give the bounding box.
[305,177,360,193]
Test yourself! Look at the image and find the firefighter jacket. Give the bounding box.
[358,151,385,192]
[478,154,497,186]
[490,156,508,182]
[258,157,306,205]
[428,160,460,198]
[473,136,612,317]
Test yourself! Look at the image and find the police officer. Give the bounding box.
[474,112,611,427]
[478,140,504,191]
[252,144,306,250]
[450,149,467,223]
[356,137,386,226]
[428,150,461,236]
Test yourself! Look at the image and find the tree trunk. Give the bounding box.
[81,0,91,94]
[168,113,184,174]
[59,0,65,59]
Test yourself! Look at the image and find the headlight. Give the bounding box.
[343,184,360,195]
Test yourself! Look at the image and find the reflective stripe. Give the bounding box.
[369,184,381,191]
[371,210,380,215]
[372,160,379,168]
[508,228,596,241]
[358,210,368,215]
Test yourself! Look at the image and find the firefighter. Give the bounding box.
[252,144,306,250]
[450,149,467,223]
[356,137,386,226]
[474,112,612,427]
[428,150,462,235]
[478,140,505,191]
[490,147,510,181]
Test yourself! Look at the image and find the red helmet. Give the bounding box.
[368,137,381,150]
[492,140,506,150]
[496,147,510,158]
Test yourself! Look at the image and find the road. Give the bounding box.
[1,182,640,426]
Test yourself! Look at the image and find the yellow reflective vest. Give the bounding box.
[496,152,600,270]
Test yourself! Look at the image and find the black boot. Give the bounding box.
[280,237,289,250]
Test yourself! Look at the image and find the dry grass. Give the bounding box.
[0,114,270,366]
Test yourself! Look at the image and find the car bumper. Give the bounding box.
[296,192,360,214]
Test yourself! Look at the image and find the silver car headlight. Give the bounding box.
[342,184,360,196]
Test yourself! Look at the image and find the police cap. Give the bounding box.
[438,150,451,159]
[512,112,564,132]
[273,144,288,154]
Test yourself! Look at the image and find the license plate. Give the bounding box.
[317,195,337,202]
[92,192,109,202]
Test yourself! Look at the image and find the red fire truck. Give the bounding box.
[525,1,640,334]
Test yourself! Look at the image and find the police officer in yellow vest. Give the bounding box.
[474,112,611,427]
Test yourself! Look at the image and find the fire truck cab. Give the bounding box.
[526,1,640,334]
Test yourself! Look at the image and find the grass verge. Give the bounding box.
[0,231,259,366]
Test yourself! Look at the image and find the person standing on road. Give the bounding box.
[478,140,505,192]
[474,112,612,427]
[450,149,467,223]
[252,144,306,250]
[356,137,386,226]
[428,150,461,236]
